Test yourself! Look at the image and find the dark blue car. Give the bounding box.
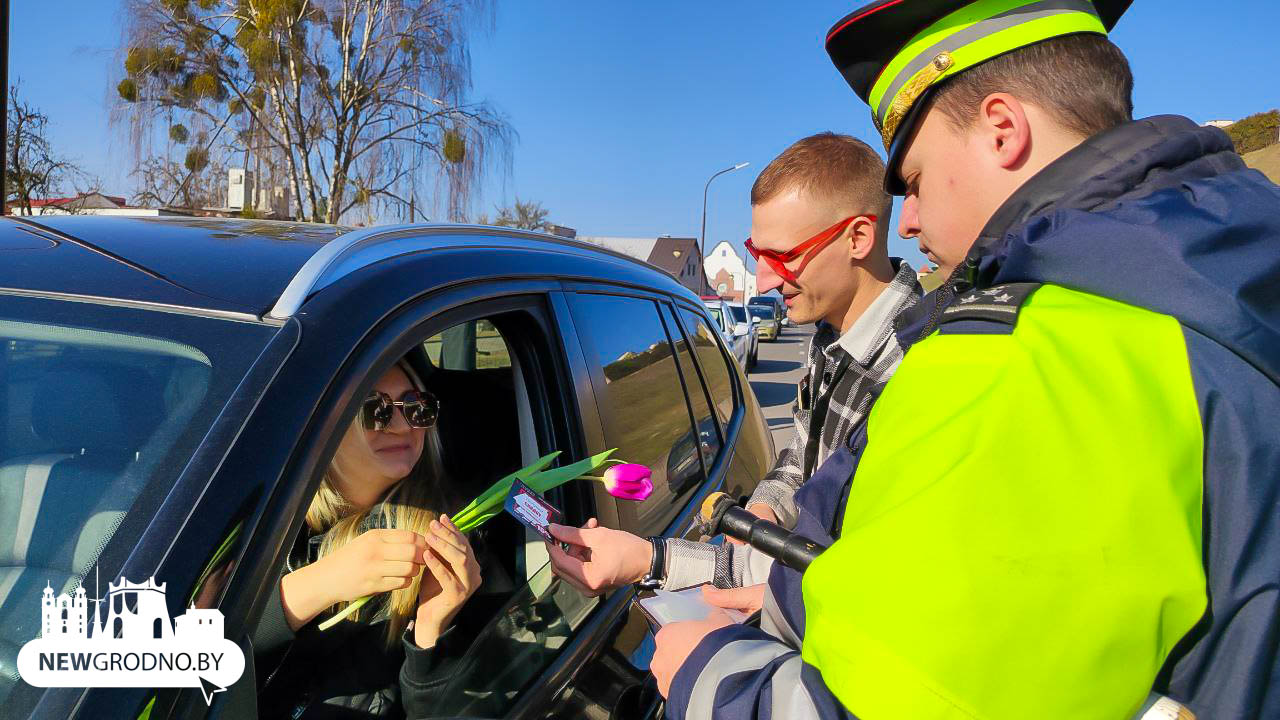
[0,215,774,719]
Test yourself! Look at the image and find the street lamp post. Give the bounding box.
[700,161,749,294]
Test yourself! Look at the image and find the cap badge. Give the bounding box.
[880,52,954,148]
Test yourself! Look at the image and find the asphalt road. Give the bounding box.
[748,323,814,456]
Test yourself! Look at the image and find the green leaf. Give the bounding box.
[450,451,562,527]
[525,449,616,493]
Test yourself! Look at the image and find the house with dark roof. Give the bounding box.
[578,234,708,294]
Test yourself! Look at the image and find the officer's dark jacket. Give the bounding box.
[968,114,1280,718]
[665,115,1280,720]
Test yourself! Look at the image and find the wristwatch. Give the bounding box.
[636,536,666,590]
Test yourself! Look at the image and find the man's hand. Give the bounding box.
[652,610,734,697]
[727,503,779,545]
[700,583,766,615]
[650,584,764,696]
[545,519,653,596]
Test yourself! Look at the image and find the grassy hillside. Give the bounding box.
[1243,143,1280,184]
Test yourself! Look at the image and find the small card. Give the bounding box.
[504,478,562,542]
[637,586,750,628]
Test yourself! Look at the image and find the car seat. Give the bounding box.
[0,361,165,701]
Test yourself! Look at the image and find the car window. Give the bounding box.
[418,560,596,718]
[0,296,273,710]
[726,304,747,324]
[663,305,723,468]
[678,308,737,427]
[254,303,604,719]
[424,318,512,370]
[568,293,704,535]
[705,304,723,328]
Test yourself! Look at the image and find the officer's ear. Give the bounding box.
[845,215,877,262]
[976,92,1032,172]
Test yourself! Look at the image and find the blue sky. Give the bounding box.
[9,1,1279,265]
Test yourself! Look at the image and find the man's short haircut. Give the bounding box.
[930,33,1133,140]
[751,132,893,242]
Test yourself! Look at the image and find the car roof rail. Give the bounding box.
[267,223,637,320]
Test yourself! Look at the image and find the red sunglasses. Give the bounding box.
[746,215,876,287]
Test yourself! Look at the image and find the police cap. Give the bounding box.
[826,0,1132,194]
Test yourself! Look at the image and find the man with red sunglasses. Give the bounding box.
[546,132,921,619]
[737,131,920,532]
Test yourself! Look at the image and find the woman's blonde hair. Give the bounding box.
[304,362,453,647]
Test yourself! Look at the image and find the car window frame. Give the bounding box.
[172,279,593,718]
[560,287,709,538]
[672,299,744,438]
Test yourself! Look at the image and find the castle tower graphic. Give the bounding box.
[41,584,87,638]
[98,577,172,640]
[173,608,224,640]
[39,576,219,643]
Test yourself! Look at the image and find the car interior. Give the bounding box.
[255,310,602,718]
[0,320,214,705]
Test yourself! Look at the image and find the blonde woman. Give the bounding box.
[255,361,483,718]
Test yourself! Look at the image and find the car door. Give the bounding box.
[495,286,766,719]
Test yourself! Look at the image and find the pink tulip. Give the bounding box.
[602,463,653,501]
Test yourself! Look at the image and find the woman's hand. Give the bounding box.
[280,528,427,631]
[413,515,482,648]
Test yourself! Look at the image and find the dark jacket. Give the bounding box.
[965,114,1280,718]
[665,115,1280,719]
[254,518,512,719]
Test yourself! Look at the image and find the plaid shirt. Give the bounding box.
[747,259,921,527]
[663,260,920,589]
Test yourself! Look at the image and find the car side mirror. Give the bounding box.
[734,322,750,336]
[751,316,761,325]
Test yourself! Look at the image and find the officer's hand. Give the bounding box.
[700,583,765,615]
[652,611,735,698]
[545,519,652,596]
[727,503,778,545]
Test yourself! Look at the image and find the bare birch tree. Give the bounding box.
[116,0,511,223]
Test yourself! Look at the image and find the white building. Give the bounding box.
[227,168,291,218]
[702,240,756,302]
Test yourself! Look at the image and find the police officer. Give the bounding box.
[652,2,1280,718]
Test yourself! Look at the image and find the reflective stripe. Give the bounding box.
[687,639,793,719]
[872,0,1100,127]
[770,655,821,720]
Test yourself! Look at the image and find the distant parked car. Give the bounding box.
[725,302,759,370]
[0,215,776,719]
[702,297,751,372]
[749,295,788,326]
[747,303,781,341]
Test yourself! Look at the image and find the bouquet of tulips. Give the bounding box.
[319,449,652,630]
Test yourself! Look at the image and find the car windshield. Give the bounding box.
[0,294,276,677]
[727,305,747,323]
[747,305,775,319]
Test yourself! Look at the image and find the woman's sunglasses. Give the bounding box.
[745,214,876,287]
[361,390,440,432]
